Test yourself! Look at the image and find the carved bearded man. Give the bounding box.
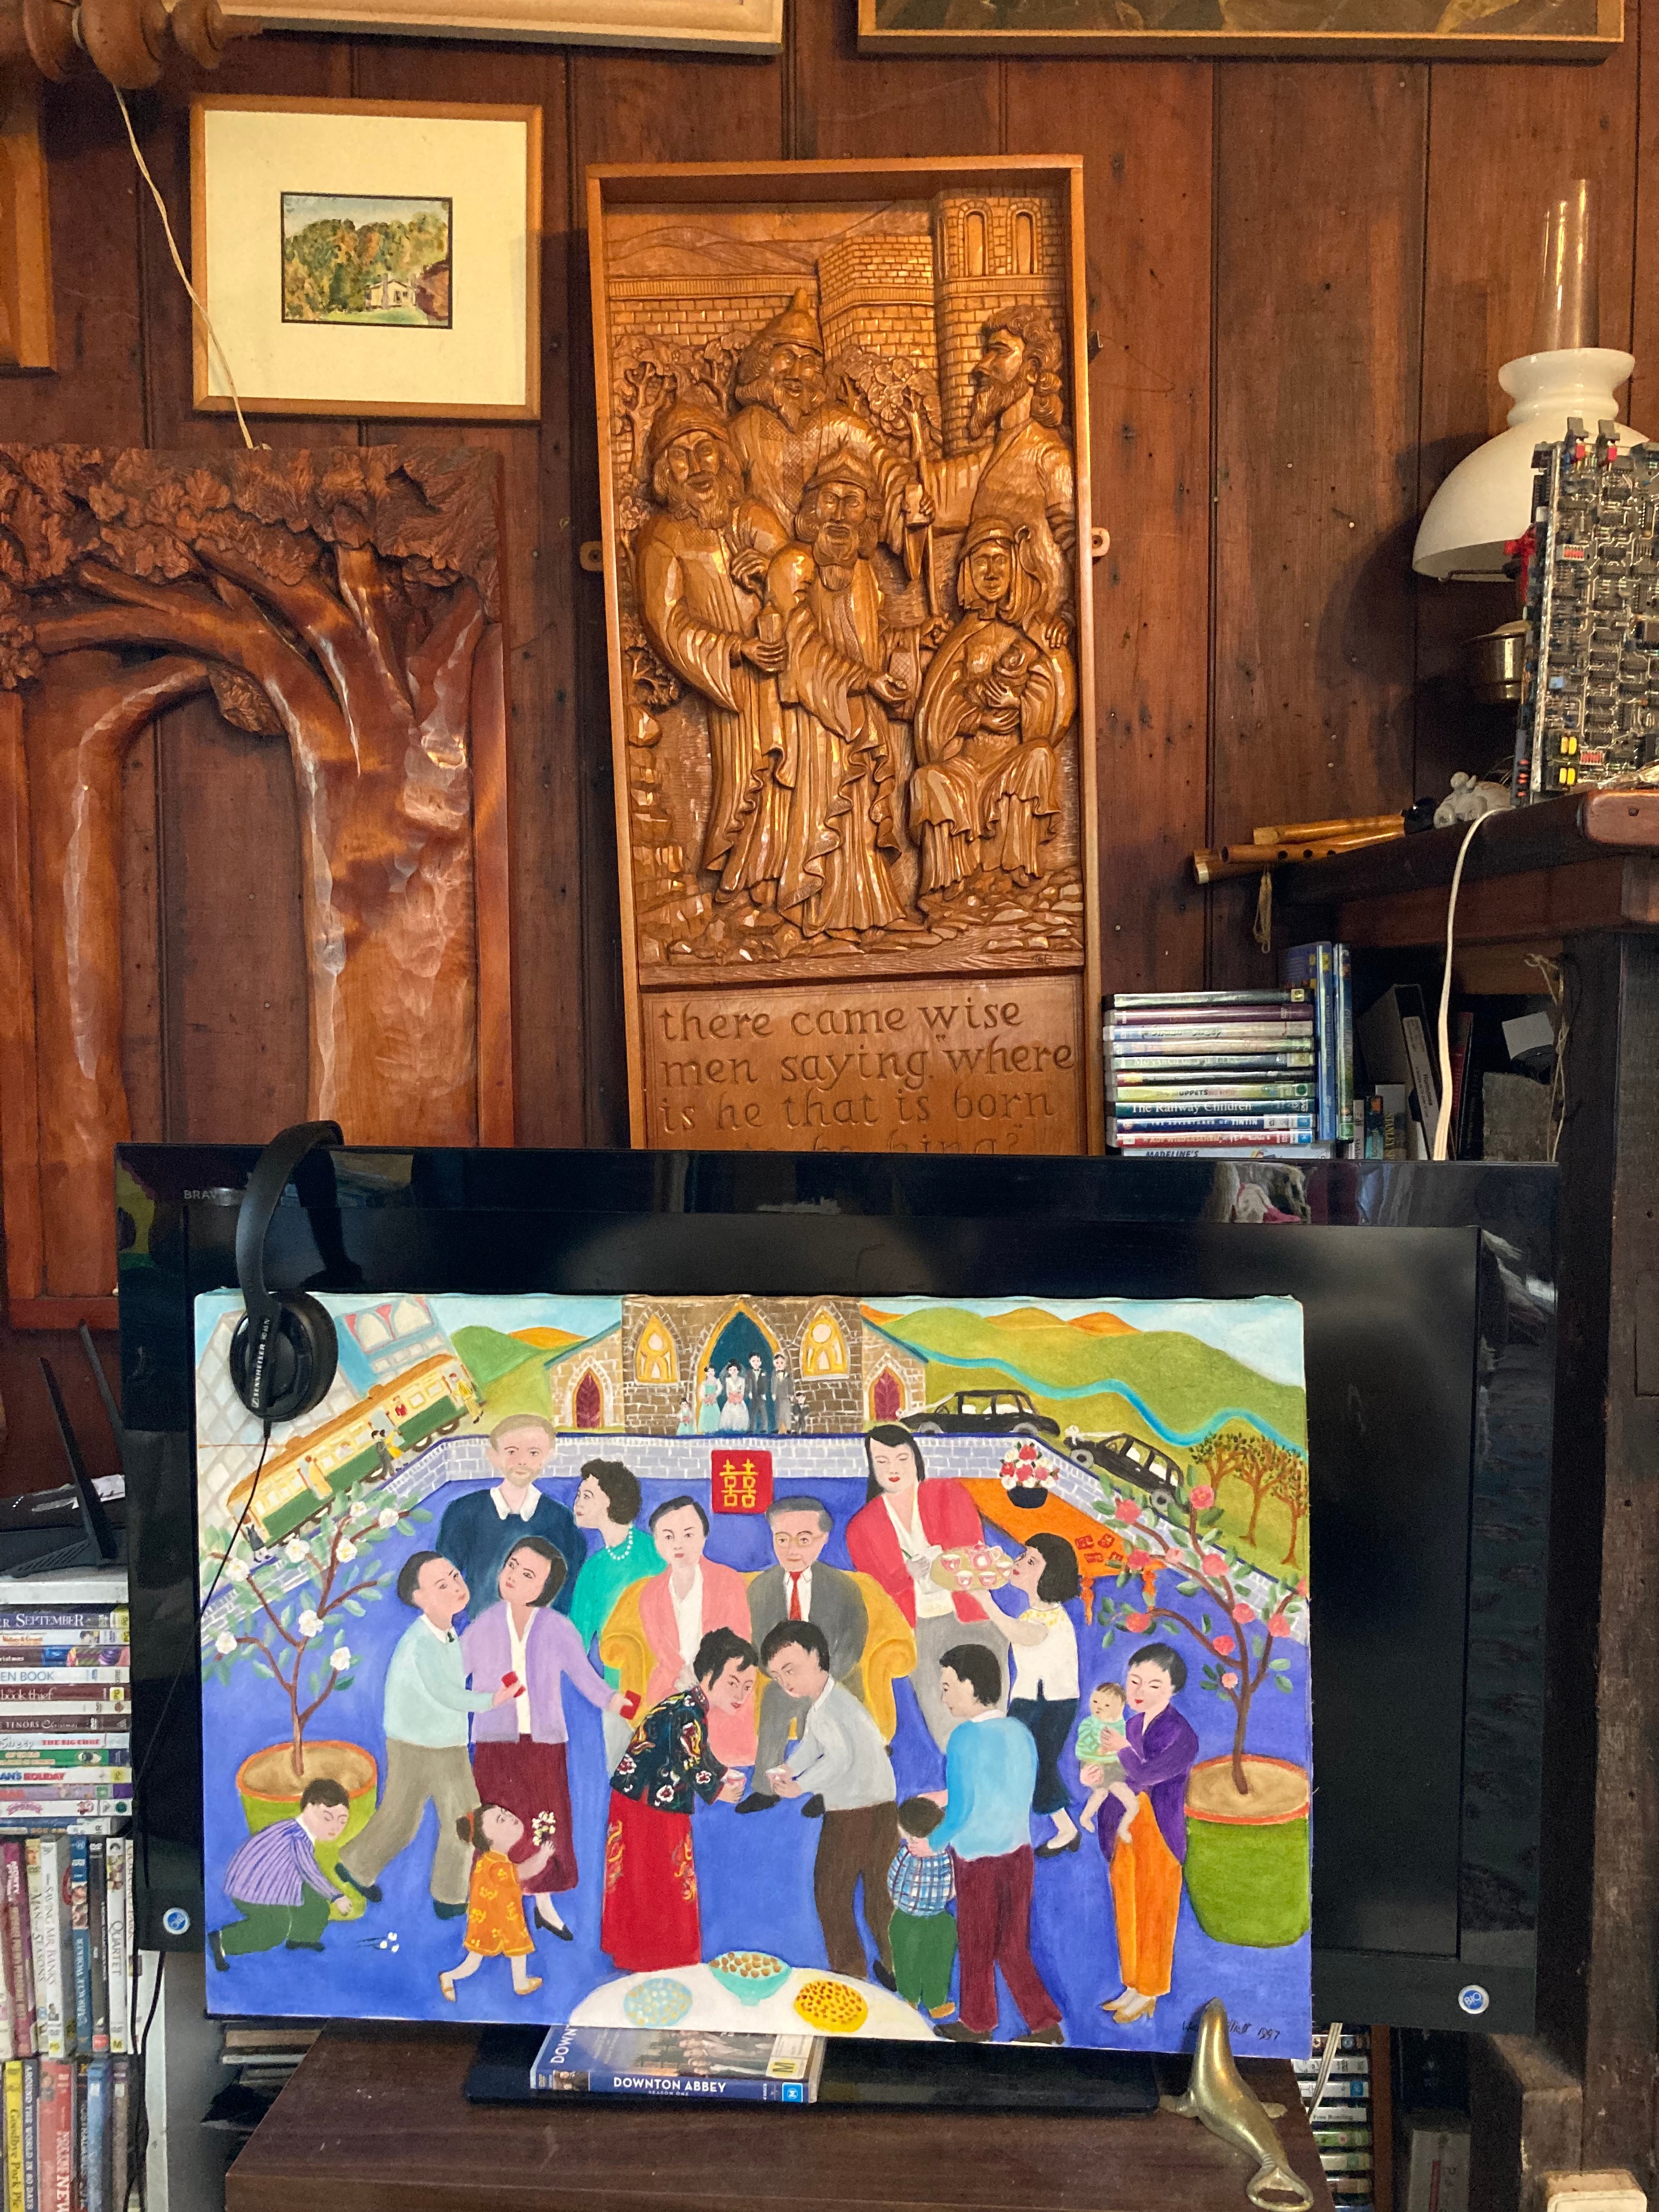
[910,515,1076,899]
[730,291,915,558]
[929,305,1076,641]
[765,455,919,940]
[633,400,791,901]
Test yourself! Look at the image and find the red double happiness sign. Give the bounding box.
[710,1449,774,1515]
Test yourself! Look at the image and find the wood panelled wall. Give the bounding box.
[0,2,1650,1475]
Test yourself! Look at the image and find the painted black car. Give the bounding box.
[1065,1430,1184,1513]
[904,1389,1062,1441]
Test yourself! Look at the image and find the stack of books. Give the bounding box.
[1105,989,1327,1157]
[0,1589,135,2211]
[1295,2027,1374,2212]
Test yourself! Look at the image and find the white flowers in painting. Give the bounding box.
[336,1538,357,1562]
[215,1630,236,1657]
[285,1538,309,1564]
[377,1508,399,1530]
[225,1559,250,1585]
[329,1646,352,1673]
[297,1610,321,1639]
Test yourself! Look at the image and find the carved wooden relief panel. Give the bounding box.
[0,445,512,1319]
[588,159,1102,1156]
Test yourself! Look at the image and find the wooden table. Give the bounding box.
[225,2026,1336,2212]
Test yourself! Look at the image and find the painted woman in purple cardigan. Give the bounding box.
[1080,1641,1199,2027]
[461,1538,626,1940]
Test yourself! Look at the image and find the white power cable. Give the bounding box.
[112,86,257,451]
[1432,811,1497,1161]
[1307,2021,1345,2118]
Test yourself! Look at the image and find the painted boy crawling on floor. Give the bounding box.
[210,1776,352,1970]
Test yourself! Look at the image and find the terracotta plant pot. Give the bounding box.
[235,1740,379,1918]
[1181,1753,1310,1949]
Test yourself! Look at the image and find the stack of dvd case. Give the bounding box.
[1105,990,1328,1158]
[1294,2027,1374,2212]
[0,1593,135,2210]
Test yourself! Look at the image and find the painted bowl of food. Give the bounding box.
[793,1977,869,2035]
[623,1976,694,2028]
[709,1950,790,2007]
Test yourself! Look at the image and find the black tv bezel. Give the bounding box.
[115,1144,1556,2036]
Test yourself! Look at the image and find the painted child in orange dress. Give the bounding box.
[439,1803,554,2001]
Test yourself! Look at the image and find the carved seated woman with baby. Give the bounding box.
[909,515,1077,901]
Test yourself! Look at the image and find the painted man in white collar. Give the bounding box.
[436,1415,583,1622]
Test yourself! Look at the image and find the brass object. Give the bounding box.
[1161,1999,1314,2212]
[1467,619,1528,706]
[1252,811,1402,844]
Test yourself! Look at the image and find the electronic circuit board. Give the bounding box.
[1515,417,1659,802]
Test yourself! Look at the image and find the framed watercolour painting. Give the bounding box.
[218,0,782,46]
[190,99,541,420]
[194,1286,1312,2055]
[856,0,1620,59]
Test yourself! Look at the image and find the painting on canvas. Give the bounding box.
[195,1290,1312,2054]
[281,193,453,328]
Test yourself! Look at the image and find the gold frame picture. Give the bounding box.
[191,97,542,422]
[856,0,1620,61]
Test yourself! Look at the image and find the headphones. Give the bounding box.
[228,1121,344,1426]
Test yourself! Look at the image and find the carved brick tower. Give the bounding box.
[932,188,1066,455]
[817,232,936,370]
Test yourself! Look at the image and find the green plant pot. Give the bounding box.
[1182,1754,1310,1949]
[235,1740,380,1922]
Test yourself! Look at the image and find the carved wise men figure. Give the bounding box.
[766,455,920,940]
[928,304,1075,643]
[633,400,792,902]
[910,515,1076,899]
[730,290,916,557]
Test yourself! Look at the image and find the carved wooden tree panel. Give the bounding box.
[0,445,512,1314]
[589,159,1103,1158]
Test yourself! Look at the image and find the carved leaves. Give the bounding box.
[208,663,285,737]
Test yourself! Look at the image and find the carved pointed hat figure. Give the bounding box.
[750,287,825,361]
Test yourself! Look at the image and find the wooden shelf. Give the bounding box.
[1277,791,1659,951]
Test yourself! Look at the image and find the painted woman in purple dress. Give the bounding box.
[1080,1641,1199,2027]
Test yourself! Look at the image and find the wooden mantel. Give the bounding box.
[1275,791,1659,951]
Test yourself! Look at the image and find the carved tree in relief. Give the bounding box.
[0,445,500,1291]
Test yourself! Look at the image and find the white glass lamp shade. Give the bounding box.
[1413,347,1647,581]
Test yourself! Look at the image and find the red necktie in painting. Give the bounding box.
[788,1573,803,1621]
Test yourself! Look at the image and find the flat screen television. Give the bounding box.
[116,1144,1555,2037]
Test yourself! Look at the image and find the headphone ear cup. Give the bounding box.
[228,1292,338,1425]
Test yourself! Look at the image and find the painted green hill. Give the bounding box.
[453,1324,546,1390]
[870,1305,1306,1453]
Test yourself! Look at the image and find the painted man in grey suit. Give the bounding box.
[737,1495,868,1814]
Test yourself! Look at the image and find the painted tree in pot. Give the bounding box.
[200,1492,432,1884]
[1092,1462,1311,1948]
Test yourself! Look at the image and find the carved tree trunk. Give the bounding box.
[31,554,487,1149]
[22,650,208,1291]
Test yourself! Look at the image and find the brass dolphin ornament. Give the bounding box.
[1161,2000,1316,2211]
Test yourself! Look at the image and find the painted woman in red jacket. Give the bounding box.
[845,1424,1007,1751]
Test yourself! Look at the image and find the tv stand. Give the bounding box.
[225,2024,1334,2212]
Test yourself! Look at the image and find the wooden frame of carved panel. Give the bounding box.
[588,158,1103,1161]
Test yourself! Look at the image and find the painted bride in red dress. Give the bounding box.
[600,1626,755,1973]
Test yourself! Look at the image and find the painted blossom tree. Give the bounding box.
[1093,1474,1308,1798]
[0,443,504,1292]
[200,1492,431,1782]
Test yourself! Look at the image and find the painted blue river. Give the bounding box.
[865,1325,1307,1457]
